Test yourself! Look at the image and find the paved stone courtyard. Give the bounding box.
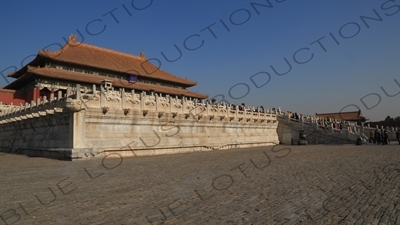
[0,144,399,225]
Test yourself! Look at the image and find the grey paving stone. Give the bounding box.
[0,144,399,225]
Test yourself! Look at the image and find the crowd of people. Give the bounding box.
[288,111,300,120]
[369,129,399,145]
[227,103,268,113]
[288,110,400,145]
[205,100,270,114]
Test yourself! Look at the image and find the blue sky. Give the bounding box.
[0,0,399,121]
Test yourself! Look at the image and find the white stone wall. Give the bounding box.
[0,85,279,160]
[0,112,71,157]
[77,108,278,158]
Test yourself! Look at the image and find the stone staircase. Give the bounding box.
[272,110,397,145]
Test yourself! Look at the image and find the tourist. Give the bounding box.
[211,99,217,107]
[381,129,385,145]
[375,130,381,144]
[383,130,389,145]
[396,129,400,145]
[369,130,375,144]
[239,103,245,111]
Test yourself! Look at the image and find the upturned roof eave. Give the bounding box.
[7,54,44,79]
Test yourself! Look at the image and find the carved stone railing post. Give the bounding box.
[140,91,145,111]
[182,97,187,114]
[169,96,173,112]
[58,90,62,100]
[121,88,125,109]
[100,86,105,107]
[347,126,351,138]
[300,114,304,127]
[50,92,54,102]
[76,84,81,100]
[155,94,159,112]
[30,100,35,110]
[67,87,72,97]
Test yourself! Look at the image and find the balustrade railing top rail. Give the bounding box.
[0,86,279,125]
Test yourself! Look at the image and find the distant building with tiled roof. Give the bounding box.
[365,121,400,129]
[1,34,208,104]
[315,110,369,124]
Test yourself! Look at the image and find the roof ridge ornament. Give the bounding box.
[38,33,78,57]
[140,51,146,60]
[69,34,77,42]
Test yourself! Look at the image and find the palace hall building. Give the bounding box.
[0,34,208,104]
[315,110,369,125]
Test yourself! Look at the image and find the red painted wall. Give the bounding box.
[25,87,34,103]
[1,87,59,105]
[0,91,26,105]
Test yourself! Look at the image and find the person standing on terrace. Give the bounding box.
[369,130,375,144]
